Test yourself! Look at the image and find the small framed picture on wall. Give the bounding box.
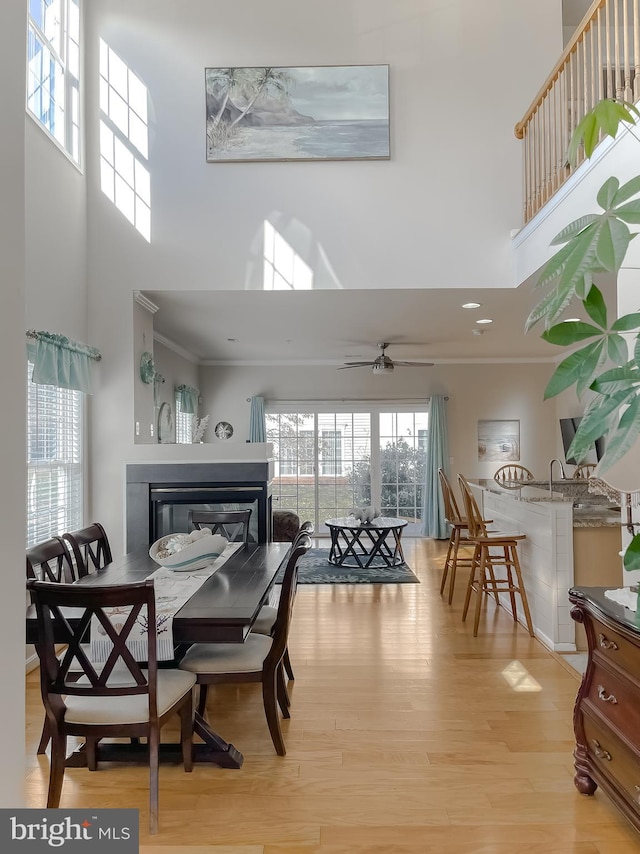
[477,420,520,462]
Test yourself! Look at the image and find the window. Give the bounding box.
[26,360,83,547]
[175,395,193,444]
[320,429,342,476]
[27,0,81,165]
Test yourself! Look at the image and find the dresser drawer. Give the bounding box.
[582,712,640,806]
[585,661,640,744]
[589,615,640,681]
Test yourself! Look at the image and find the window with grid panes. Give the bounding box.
[175,394,193,444]
[26,360,83,547]
[27,0,82,165]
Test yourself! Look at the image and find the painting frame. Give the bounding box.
[477,420,521,462]
[204,64,390,163]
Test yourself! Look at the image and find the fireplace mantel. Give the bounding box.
[126,460,274,551]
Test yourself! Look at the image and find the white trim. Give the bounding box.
[134,291,159,314]
[153,331,199,364]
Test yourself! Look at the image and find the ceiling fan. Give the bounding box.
[338,342,434,374]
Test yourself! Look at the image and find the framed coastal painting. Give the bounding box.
[204,64,390,162]
[477,420,520,462]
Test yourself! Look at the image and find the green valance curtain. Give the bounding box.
[176,384,199,414]
[26,330,101,394]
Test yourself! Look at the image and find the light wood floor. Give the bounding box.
[24,538,640,852]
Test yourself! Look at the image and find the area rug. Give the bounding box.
[277,547,419,584]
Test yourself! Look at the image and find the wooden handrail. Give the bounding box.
[515,0,606,138]
[515,0,640,224]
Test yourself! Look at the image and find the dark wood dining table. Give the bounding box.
[26,541,291,769]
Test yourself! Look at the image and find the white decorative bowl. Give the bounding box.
[149,532,228,571]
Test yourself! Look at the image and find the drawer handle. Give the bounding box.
[597,685,618,704]
[592,740,612,761]
[598,633,619,651]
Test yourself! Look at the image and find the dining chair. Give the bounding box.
[63,522,112,578]
[251,520,314,683]
[437,469,475,604]
[493,464,535,488]
[26,537,76,585]
[458,475,534,638]
[188,509,252,544]
[178,534,311,756]
[27,537,78,754]
[573,462,596,479]
[27,578,196,835]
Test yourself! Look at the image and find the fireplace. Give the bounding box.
[126,461,273,552]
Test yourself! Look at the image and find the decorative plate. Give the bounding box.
[158,402,175,443]
[140,351,155,384]
[215,420,233,440]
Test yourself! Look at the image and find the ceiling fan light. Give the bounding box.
[372,362,393,373]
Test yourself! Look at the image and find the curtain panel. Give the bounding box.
[176,384,199,414]
[248,396,266,442]
[422,394,449,539]
[27,330,101,394]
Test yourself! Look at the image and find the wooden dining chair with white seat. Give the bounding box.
[457,475,534,638]
[573,462,596,479]
[251,520,314,686]
[188,509,252,544]
[437,470,476,605]
[63,521,112,578]
[178,534,311,756]
[26,578,196,834]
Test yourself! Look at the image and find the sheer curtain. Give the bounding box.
[422,394,449,539]
[249,395,266,442]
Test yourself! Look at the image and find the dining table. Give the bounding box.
[26,541,291,769]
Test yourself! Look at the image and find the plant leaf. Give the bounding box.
[611,175,640,206]
[597,177,620,209]
[624,533,640,573]
[542,322,603,345]
[543,343,603,399]
[608,332,631,366]
[577,340,606,399]
[583,284,607,327]
[597,395,640,473]
[549,214,602,245]
[595,216,631,272]
[590,363,639,394]
[611,312,640,332]
[614,199,640,224]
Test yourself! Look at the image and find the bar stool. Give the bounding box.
[457,475,534,638]
[438,468,475,604]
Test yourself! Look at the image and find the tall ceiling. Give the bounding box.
[141,285,612,367]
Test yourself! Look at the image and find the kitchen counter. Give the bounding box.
[468,481,623,652]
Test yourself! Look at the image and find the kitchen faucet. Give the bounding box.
[549,458,566,494]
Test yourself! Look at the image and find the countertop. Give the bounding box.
[470,479,621,528]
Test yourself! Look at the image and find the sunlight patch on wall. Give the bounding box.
[98,39,151,242]
[263,220,313,289]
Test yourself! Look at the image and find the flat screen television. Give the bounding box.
[559,417,605,465]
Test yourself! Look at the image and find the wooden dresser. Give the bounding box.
[569,586,640,834]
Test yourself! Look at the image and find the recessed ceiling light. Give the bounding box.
[564,318,581,322]
[462,302,481,309]
[476,318,493,324]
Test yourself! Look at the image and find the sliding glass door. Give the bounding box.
[266,406,428,536]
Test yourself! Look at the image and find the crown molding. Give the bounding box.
[153,331,200,364]
[134,291,159,314]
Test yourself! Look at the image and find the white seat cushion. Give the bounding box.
[63,669,196,725]
[251,605,277,636]
[179,634,273,675]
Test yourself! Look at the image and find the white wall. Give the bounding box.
[82,0,564,551]
[196,361,558,480]
[153,339,202,434]
[0,0,27,807]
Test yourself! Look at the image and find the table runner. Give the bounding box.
[90,542,242,663]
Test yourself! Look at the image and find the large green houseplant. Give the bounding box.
[526,99,640,571]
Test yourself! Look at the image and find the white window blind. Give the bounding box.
[175,395,193,444]
[26,360,83,547]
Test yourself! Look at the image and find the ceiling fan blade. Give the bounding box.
[337,362,373,370]
[392,361,434,367]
